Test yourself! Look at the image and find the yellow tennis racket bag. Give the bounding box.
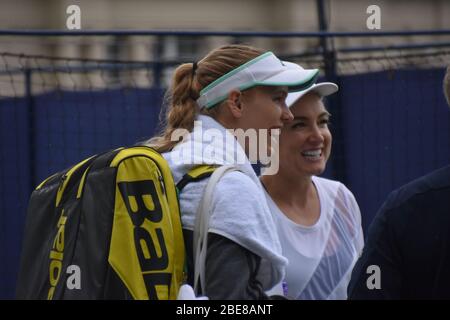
[16,146,215,300]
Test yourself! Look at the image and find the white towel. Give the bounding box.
[161,114,287,289]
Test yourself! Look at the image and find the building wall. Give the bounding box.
[1,0,449,54]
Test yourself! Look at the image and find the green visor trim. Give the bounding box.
[203,69,320,109]
[196,51,320,109]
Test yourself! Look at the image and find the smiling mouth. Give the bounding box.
[301,149,322,160]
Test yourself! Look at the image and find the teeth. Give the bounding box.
[302,149,321,157]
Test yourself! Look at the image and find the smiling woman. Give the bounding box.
[281,93,332,179]
[261,81,364,300]
[145,44,320,299]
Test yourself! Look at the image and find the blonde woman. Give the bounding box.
[262,82,364,300]
[146,45,319,299]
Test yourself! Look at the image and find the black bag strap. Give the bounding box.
[176,165,218,192]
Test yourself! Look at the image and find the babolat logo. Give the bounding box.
[48,209,67,300]
[118,180,171,299]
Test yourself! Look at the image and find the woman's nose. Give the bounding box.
[309,125,325,143]
[280,105,294,123]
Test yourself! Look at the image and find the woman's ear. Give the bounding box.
[226,89,243,118]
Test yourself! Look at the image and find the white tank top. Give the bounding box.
[265,176,364,300]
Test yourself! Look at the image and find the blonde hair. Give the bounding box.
[444,66,450,107]
[147,44,267,153]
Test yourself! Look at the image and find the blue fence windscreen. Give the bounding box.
[1,68,450,299]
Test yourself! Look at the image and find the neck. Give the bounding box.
[261,169,315,207]
[261,169,315,205]
[262,169,321,226]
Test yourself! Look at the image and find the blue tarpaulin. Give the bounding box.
[1,68,449,299]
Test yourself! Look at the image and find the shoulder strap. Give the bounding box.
[193,165,240,295]
[176,165,218,192]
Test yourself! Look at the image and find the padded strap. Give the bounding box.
[176,165,218,192]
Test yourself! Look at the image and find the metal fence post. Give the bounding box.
[316,0,347,184]
[24,67,35,193]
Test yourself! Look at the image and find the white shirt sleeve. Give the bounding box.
[341,184,365,255]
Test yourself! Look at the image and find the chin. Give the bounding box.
[312,168,326,176]
[302,162,326,176]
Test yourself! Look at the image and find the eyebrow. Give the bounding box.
[293,112,331,120]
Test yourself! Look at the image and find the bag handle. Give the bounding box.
[192,165,239,295]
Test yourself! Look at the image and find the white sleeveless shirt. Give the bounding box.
[265,176,364,300]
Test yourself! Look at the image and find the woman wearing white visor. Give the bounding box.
[261,82,364,300]
[146,45,319,299]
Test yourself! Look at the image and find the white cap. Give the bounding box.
[286,82,339,108]
[196,52,319,109]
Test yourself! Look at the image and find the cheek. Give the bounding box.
[280,133,304,154]
[248,100,277,125]
[264,101,281,118]
[324,130,332,153]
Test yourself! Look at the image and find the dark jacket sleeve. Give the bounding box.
[347,192,403,299]
[183,229,270,300]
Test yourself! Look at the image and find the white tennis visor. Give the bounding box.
[286,82,339,108]
[196,51,320,109]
